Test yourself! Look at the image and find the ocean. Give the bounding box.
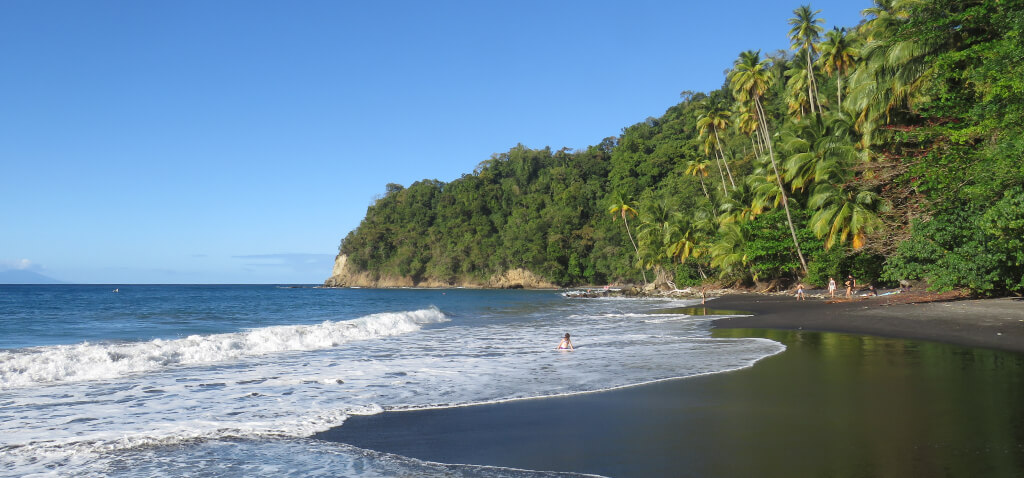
[0,285,782,477]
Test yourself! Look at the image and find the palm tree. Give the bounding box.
[709,223,750,280]
[697,129,729,195]
[637,199,677,281]
[808,182,885,250]
[785,54,813,119]
[748,158,792,217]
[685,158,712,198]
[818,27,858,110]
[788,5,825,115]
[780,113,858,193]
[667,224,705,280]
[666,207,715,279]
[608,191,648,284]
[696,102,736,188]
[733,103,764,155]
[717,180,758,226]
[638,198,675,255]
[860,0,904,41]
[847,0,937,137]
[729,50,809,274]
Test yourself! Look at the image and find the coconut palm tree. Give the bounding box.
[785,54,813,119]
[608,191,648,284]
[696,102,736,188]
[808,182,885,250]
[666,226,699,265]
[685,158,712,198]
[781,113,858,193]
[637,198,676,277]
[717,179,759,226]
[666,224,705,280]
[748,158,793,217]
[818,27,858,110]
[729,50,809,274]
[697,130,729,195]
[709,223,749,280]
[860,0,904,40]
[638,198,675,254]
[788,5,825,115]
[666,207,715,279]
[733,103,764,155]
[847,0,936,137]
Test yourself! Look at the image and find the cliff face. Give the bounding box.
[323,253,558,289]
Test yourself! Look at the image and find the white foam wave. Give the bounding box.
[641,314,694,324]
[0,307,447,389]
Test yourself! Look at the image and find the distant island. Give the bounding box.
[0,269,65,284]
[326,0,1023,297]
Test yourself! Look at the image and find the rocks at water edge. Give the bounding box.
[322,253,557,289]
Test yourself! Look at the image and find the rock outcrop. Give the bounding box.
[323,254,557,289]
[484,268,557,289]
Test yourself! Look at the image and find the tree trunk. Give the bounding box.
[754,97,809,274]
[806,48,819,115]
[711,152,729,195]
[623,216,649,284]
[837,74,843,110]
[713,127,736,189]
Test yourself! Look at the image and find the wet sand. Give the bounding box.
[709,293,1024,353]
[316,295,1024,477]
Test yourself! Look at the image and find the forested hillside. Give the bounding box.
[332,0,1024,295]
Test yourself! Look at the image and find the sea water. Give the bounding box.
[0,285,783,477]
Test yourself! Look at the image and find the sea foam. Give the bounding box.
[0,307,447,389]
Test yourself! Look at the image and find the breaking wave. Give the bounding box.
[0,307,448,389]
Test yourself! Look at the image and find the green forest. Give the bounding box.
[336,0,1024,295]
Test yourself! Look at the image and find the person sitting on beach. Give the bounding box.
[556,333,574,350]
[796,282,806,301]
[828,277,837,298]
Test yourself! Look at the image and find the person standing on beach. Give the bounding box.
[796,282,806,300]
[845,275,855,298]
[828,277,837,298]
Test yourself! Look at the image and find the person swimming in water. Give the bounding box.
[556,333,574,350]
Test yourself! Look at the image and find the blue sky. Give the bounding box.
[0,0,871,284]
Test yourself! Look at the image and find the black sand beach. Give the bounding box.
[709,293,1024,353]
[317,294,1024,477]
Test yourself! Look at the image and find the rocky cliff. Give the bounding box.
[323,253,558,289]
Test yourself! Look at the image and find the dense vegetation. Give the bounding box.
[337,0,1024,295]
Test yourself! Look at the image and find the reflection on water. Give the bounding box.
[709,329,1024,478]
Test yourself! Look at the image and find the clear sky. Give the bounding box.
[1,0,871,284]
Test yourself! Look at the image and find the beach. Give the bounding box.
[710,292,1024,353]
[318,293,1024,477]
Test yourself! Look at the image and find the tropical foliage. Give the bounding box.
[337,0,1024,295]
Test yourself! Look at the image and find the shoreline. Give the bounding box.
[315,292,1024,477]
[706,293,1024,353]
